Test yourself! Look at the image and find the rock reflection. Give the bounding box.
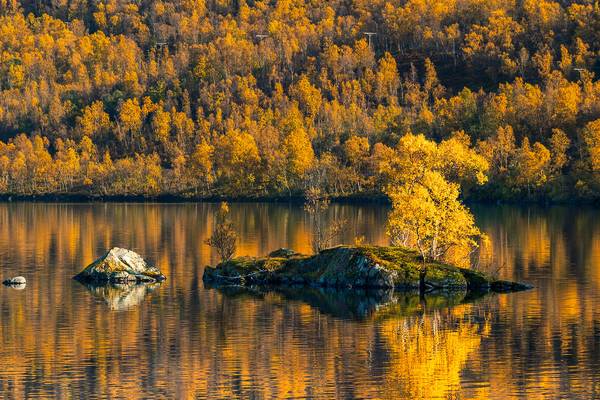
[78,281,161,310]
[206,284,491,320]
[2,282,26,290]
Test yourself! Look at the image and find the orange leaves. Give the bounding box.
[344,135,370,165]
[283,127,314,177]
[581,119,600,172]
[0,0,599,202]
[375,53,399,103]
[118,98,142,134]
[381,133,487,263]
[190,140,214,181]
[512,137,552,190]
[289,75,322,118]
[78,101,110,138]
[151,108,171,143]
[214,128,261,193]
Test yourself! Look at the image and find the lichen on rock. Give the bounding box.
[74,247,166,284]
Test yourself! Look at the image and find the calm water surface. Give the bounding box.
[0,202,599,399]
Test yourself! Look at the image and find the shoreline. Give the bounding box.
[0,193,597,206]
[0,192,389,204]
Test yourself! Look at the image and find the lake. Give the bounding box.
[0,202,598,399]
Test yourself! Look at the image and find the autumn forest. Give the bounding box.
[1,0,600,201]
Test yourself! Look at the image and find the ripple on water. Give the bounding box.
[0,202,599,399]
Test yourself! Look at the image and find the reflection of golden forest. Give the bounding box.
[0,203,599,398]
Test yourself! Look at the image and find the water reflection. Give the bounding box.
[2,282,26,290]
[0,202,598,398]
[206,285,493,321]
[79,282,162,310]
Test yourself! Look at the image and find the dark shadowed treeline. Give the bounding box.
[1,0,600,200]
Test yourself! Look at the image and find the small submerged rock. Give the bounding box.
[491,280,534,292]
[74,247,166,284]
[2,276,26,289]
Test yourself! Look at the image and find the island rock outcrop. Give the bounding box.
[74,247,166,284]
[203,245,533,294]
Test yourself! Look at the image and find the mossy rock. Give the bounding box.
[425,265,468,289]
[203,245,533,295]
[268,248,299,258]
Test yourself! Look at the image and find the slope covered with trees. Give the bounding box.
[1,0,600,201]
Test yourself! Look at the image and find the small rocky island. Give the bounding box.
[74,247,166,284]
[3,276,26,285]
[2,276,26,289]
[203,245,532,294]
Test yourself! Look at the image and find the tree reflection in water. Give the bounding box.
[0,202,598,398]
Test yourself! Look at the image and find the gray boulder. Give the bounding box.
[74,247,166,284]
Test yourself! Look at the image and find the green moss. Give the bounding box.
[357,246,436,273]
[425,265,468,288]
[356,245,421,268]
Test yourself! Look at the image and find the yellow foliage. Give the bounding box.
[382,133,486,264]
[290,75,322,118]
[582,119,600,172]
[513,137,551,191]
[190,139,214,187]
[283,127,314,177]
[344,135,370,165]
[151,107,171,142]
[119,98,143,134]
[379,133,488,188]
[387,170,482,264]
[78,101,110,137]
[549,128,570,172]
[0,0,596,200]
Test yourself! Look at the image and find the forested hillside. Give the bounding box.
[1,0,600,200]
